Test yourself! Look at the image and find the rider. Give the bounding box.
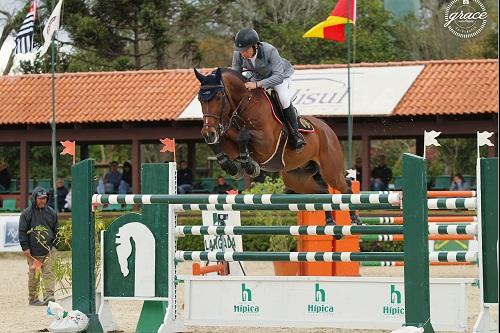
[231,28,306,151]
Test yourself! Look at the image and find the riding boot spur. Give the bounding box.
[283,104,306,151]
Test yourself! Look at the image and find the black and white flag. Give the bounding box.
[14,0,37,54]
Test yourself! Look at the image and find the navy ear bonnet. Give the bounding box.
[198,69,224,102]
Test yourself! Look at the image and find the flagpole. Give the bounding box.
[173,138,176,162]
[477,132,480,159]
[31,0,37,51]
[346,0,353,169]
[50,0,58,212]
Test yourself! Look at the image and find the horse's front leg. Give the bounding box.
[236,129,261,178]
[209,143,244,179]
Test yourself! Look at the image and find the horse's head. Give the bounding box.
[194,67,230,144]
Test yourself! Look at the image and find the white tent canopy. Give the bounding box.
[178,65,424,119]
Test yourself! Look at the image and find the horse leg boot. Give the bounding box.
[346,178,362,225]
[236,130,261,178]
[210,144,244,179]
[283,104,306,151]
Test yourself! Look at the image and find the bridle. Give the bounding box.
[199,81,252,140]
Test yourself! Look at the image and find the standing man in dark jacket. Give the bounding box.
[48,177,69,212]
[177,160,194,194]
[370,154,393,191]
[18,187,59,306]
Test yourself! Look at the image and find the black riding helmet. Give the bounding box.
[234,28,260,51]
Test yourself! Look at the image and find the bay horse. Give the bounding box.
[194,67,360,225]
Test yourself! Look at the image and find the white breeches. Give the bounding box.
[274,77,292,109]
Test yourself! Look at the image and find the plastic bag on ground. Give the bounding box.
[47,301,89,333]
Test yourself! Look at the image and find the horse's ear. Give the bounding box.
[193,68,205,83]
[215,67,222,81]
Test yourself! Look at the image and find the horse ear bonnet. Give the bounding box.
[198,68,224,101]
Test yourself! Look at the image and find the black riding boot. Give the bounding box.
[283,105,306,151]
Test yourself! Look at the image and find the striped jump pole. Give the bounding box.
[175,225,404,236]
[360,216,477,225]
[93,194,474,210]
[174,224,477,237]
[171,203,398,212]
[92,192,401,206]
[360,234,475,242]
[427,198,476,210]
[361,261,476,267]
[175,250,478,263]
[363,190,476,198]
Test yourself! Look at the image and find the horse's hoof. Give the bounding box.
[249,162,261,178]
[230,164,245,180]
[325,219,336,226]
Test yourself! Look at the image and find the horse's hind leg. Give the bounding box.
[345,178,362,225]
[282,170,342,239]
[310,171,336,227]
[317,157,362,225]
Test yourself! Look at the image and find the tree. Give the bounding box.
[393,0,498,60]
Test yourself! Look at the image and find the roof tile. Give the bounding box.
[393,59,498,116]
[0,60,497,125]
[0,69,202,125]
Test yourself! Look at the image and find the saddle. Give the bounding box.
[266,90,314,133]
[258,90,315,173]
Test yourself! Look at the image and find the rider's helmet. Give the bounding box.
[234,28,260,51]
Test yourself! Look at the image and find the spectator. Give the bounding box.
[177,160,193,194]
[213,176,235,194]
[0,160,11,191]
[449,173,470,191]
[18,187,59,306]
[370,154,393,191]
[98,161,123,194]
[119,161,132,194]
[354,157,362,184]
[48,177,69,212]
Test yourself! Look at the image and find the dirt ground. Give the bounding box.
[0,253,497,333]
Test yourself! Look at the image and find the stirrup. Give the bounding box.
[291,132,306,151]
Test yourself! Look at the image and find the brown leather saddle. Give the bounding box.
[258,90,315,172]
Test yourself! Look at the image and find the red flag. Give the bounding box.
[226,189,239,195]
[160,138,175,153]
[303,0,356,42]
[60,141,75,156]
[160,137,176,161]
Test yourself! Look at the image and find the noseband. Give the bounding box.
[199,82,252,141]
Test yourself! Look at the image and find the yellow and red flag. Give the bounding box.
[160,137,176,161]
[303,0,356,42]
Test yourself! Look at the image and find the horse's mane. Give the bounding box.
[221,67,248,83]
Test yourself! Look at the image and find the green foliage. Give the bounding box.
[0,146,19,178]
[360,240,403,252]
[242,177,297,251]
[5,0,498,75]
[428,138,478,177]
[29,145,74,181]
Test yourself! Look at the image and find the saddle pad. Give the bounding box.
[262,89,315,133]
